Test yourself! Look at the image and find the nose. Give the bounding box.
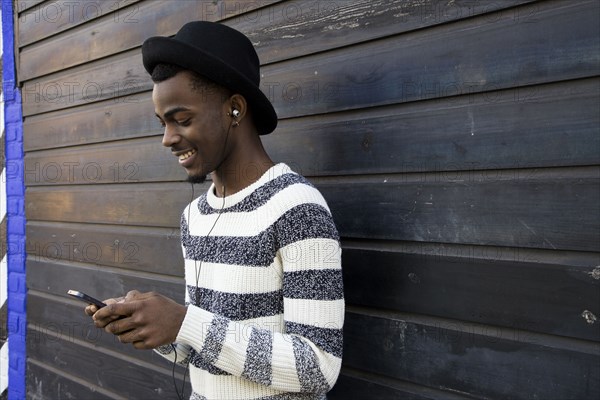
[161,125,180,148]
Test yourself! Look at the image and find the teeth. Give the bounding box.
[179,150,196,161]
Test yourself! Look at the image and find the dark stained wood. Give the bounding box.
[24,135,186,185]
[343,311,600,400]
[330,375,432,400]
[18,0,529,81]
[21,48,151,117]
[28,332,188,399]
[26,362,118,400]
[26,261,185,370]
[18,0,140,48]
[19,0,279,81]
[26,222,183,276]
[21,0,600,119]
[27,292,177,366]
[330,370,472,400]
[26,259,184,303]
[263,0,600,120]
[25,182,200,227]
[14,0,46,14]
[262,78,600,176]
[25,173,600,251]
[24,78,600,176]
[320,169,600,252]
[342,248,600,342]
[23,92,157,152]
[17,0,600,398]
[245,0,534,64]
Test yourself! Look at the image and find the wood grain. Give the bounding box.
[342,248,600,341]
[18,0,529,81]
[320,169,600,252]
[18,0,140,48]
[343,311,600,400]
[19,0,278,80]
[20,1,600,117]
[18,0,600,398]
[27,362,119,399]
[26,221,184,276]
[28,331,188,399]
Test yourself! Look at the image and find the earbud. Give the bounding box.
[228,109,240,127]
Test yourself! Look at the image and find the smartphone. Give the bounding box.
[67,290,107,308]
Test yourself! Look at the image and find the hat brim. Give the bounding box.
[142,36,277,135]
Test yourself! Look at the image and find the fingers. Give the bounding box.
[105,316,135,336]
[110,322,155,350]
[84,304,98,316]
[104,296,124,306]
[124,290,142,301]
[92,301,135,329]
[86,291,180,350]
[84,296,123,317]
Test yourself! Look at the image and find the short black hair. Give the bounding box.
[151,63,231,98]
[151,63,185,82]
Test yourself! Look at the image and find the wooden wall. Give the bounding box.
[15,0,599,398]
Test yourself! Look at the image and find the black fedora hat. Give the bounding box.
[142,21,277,135]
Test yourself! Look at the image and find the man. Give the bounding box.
[86,21,344,400]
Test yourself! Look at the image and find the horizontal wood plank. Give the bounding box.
[262,77,600,176]
[23,78,600,179]
[321,170,600,251]
[18,0,529,81]
[342,248,600,341]
[21,1,220,81]
[343,311,600,400]
[20,1,600,117]
[263,0,600,120]
[26,259,184,303]
[22,47,152,116]
[28,332,187,399]
[246,0,534,65]
[26,292,176,366]
[26,182,200,227]
[18,0,140,48]
[25,173,600,251]
[24,135,185,185]
[330,375,433,400]
[15,0,46,14]
[26,221,184,276]
[23,92,158,152]
[27,362,119,400]
[330,371,472,400]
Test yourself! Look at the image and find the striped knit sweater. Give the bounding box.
[156,163,344,400]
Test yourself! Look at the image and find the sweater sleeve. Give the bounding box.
[175,201,344,394]
[153,272,193,365]
[154,342,192,366]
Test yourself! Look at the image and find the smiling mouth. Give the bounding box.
[178,149,196,161]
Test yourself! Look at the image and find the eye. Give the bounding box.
[177,119,191,127]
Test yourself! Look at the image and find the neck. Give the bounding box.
[211,132,274,197]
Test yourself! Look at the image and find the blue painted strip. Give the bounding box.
[2,0,27,398]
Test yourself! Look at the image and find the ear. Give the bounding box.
[227,93,248,124]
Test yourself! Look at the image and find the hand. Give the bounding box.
[84,296,123,318]
[92,290,187,350]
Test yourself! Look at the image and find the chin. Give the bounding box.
[186,174,207,184]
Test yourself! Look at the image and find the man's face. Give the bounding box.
[153,71,229,183]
